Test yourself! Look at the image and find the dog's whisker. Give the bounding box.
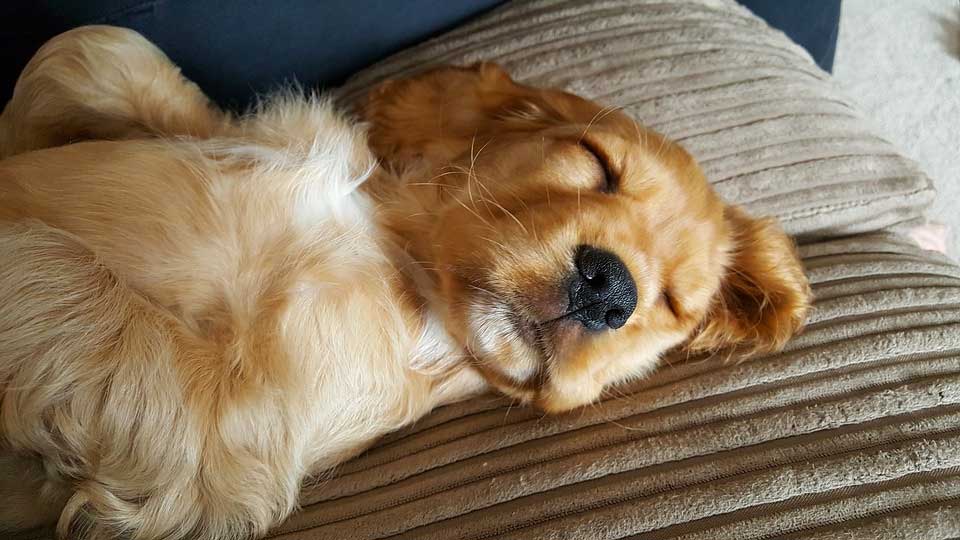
[427,170,468,181]
[467,284,498,296]
[478,235,509,251]
[466,136,496,211]
[482,196,528,235]
[466,167,499,218]
[448,191,494,230]
[577,104,623,143]
[653,130,670,160]
[630,114,646,147]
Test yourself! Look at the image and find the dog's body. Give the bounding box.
[0,27,483,539]
[0,27,811,539]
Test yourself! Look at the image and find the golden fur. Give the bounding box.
[0,26,811,539]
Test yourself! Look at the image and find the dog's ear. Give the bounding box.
[360,62,601,170]
[686,206,812,356]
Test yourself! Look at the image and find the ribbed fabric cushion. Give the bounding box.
[337,0,934,240]
[268,233,960,539]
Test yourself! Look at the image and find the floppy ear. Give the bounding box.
[360,62,596,171]
[687,206,812,356]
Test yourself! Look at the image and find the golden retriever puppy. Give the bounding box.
[0,26,810,540]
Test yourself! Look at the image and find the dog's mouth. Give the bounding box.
[465,277,587,387]
[508,307,551,361]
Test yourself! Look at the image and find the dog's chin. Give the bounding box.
[507,307,550,361]
[465,297,599,412]
[466,299,540,387]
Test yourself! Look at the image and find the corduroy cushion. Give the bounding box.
[270,233,960,539]
[337,0,934,241]
[261,1,959,539]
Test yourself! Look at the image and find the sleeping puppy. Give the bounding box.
[0,26,811,540]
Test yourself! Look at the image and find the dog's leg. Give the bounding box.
[0,221,178,536]
[0,25,229,158]
[0,221,300,539]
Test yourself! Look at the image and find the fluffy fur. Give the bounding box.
[0,26,811,539]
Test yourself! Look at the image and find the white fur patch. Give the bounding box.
[410,309,461,373]
[466,297,538,383]
[467,297,514,358]
[224,95,380,230]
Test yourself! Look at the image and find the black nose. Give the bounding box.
[568,245,638,330]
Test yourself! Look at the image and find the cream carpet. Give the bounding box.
[834,0,960,258]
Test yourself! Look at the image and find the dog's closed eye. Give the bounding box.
[662,290,680,318]
[579,140,617,194]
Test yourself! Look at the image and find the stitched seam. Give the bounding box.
[587,64,827,104]
[699,134,893,165]
[713,152,906,184]
[743,175,929,209]
[782,187,933,221]
[523,41,817,86]
[648,96,856,130]
[674,111,860,142]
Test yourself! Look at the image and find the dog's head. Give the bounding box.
[363,63,811,412]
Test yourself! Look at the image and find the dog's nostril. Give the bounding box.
[568,245,638,331]
[605,309,626,328]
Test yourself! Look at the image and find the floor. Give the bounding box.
[833,0,960,258]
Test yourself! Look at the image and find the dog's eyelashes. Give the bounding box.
[579,140,617,194]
